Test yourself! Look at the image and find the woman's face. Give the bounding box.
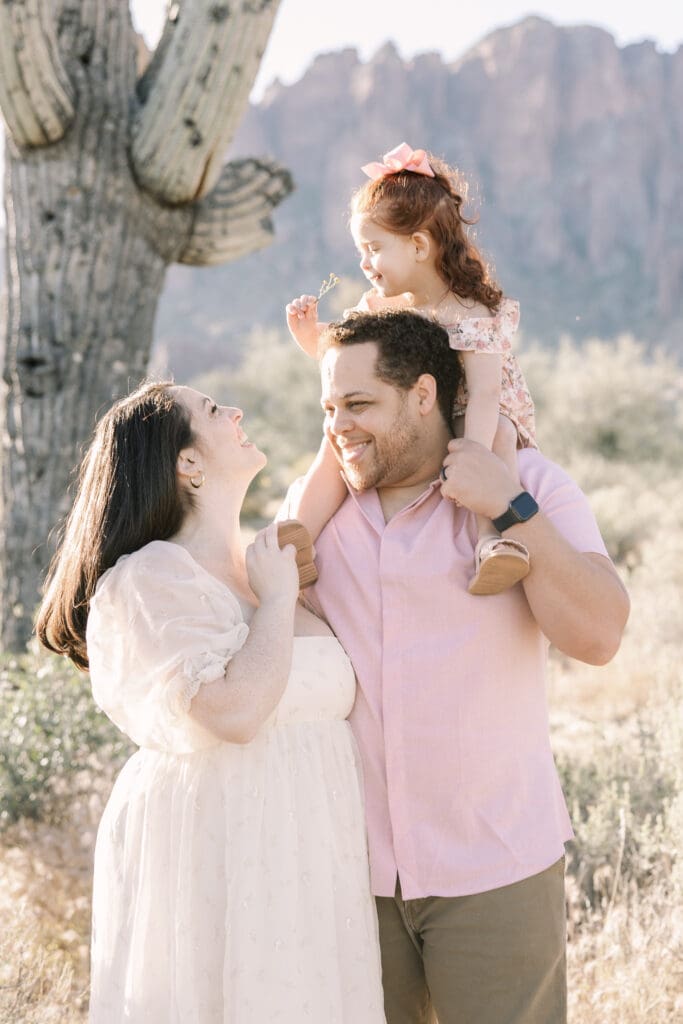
[171,386,267,482]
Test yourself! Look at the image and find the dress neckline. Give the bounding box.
[151,539,246,614]
[150,540,336,641]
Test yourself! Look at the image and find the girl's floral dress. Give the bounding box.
[443,298,536,449]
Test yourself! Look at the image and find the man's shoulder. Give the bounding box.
[518,449,607,556]
[517,449,599,519]
[325,484,367,524]
[518,448,576,491]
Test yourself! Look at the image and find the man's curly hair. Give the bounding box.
[318,309,463,431]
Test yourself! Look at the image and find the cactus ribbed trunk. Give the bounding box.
[0,0,291,649]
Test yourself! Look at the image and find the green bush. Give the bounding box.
[0,646,132,830]
[523,335,683,471]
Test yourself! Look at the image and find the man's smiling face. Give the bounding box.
[320,341,423,491]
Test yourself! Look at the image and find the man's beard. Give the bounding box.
[335,403,422,492]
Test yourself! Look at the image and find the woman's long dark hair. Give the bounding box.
[36,381,196,671]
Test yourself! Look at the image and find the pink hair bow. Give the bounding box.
[361,142,435,180]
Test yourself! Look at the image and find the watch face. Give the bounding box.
[511,491,538,521]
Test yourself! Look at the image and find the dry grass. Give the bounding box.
[551,533,683,1021]
[0,656,124,1022]
[0,807,97,1023]
[567,884,683,1022]
[0,823,91,1024]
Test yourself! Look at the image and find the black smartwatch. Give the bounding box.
[492,491,539,532]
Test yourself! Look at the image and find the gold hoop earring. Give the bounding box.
[189,471,205,489]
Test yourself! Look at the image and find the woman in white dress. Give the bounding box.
[36,380,385,1023]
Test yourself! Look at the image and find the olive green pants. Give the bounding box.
[375,858,567,1024]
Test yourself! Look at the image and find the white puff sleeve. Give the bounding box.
[86,541,249,753]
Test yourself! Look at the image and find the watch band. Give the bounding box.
[492,491,539,532]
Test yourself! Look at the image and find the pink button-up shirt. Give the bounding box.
[286,449,608,899]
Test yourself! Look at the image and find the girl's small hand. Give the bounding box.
[286,294,318,321]
[245,523,299,605]
[285,294,321,358]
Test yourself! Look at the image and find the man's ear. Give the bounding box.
[177,447,201,480]
[412,231,432,262]
[413,373,438,415]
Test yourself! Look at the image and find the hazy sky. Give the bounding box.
[133,0,683,100]
[0,2,679,223]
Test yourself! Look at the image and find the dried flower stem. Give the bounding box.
[317,273,340,302]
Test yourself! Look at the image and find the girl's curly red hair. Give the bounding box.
[351,154,502,312]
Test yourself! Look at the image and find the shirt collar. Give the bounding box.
[340,471,444,534]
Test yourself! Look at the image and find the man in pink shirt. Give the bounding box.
[286,309,629,1024]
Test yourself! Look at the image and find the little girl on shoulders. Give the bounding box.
[287,142,536,595]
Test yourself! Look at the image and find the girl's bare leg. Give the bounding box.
[493,414,521,486]
[474,414,519,540]
[469,416,529,595]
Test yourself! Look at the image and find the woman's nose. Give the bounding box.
[228,407,243,422]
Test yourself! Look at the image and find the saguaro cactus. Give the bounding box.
[0,0,292,649]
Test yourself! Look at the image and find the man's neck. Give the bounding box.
[376,446,446,522]
[377,479,436,522]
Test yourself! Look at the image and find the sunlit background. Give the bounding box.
[132,0,683,99]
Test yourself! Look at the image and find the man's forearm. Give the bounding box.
[507,514,630,664]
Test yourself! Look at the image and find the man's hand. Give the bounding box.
[440,438,519,518]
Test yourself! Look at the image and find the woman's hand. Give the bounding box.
[285,294,322,358]
[246,522,299,604]
[191,523,299,743]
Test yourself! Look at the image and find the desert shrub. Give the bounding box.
[559,697,683,1022]
[566,880,683,1023]
[0,894,88,1024]
[523,335,683,471]
[557,698,682,917]
[0,647,132,831]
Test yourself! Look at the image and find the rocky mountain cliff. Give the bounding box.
[4,17,683,379]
